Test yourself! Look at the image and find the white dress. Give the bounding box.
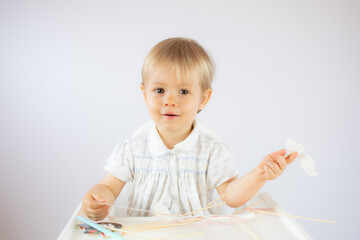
[104,119,239,216]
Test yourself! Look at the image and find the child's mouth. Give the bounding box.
[162,114,179,119]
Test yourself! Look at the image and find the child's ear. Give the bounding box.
[140,82,147,103]
[199,88,212,111]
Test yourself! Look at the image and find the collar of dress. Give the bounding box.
[148,119,200,156]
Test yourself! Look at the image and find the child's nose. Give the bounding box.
[163,93,178,107]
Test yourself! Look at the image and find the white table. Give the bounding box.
[58,192,313,240]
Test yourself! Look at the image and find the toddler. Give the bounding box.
[82,37,298,221]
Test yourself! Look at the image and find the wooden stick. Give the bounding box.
[123,218,200,230]
[254,210,336,224]
[123,222,199,235]
[121,217,203,237]
[130,221,194,230]
[97,202,176,217]
[99,202,152,213]
[103,219,204,240]
[181,201,226,217]
[233,198,267,215]
[123,218,203,233]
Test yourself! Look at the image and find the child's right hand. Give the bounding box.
[81,184,115,221]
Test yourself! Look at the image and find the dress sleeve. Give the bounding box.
[207,143,239,190]
[104,141,134,183]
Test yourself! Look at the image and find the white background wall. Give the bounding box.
[1,0,359,239]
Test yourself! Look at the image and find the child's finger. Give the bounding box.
[91,192,106,203]
[267,161,281,176]
[87,210,108,221]
[87,199,109,209]
[86,205,109,216]
[83,193,108,209]
[276,149,287,156]
[264,165,276,179]
[285,152,298,164]
[88,201,109,210]
[271,152,287,170]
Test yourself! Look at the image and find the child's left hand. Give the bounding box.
[256,149,298,181]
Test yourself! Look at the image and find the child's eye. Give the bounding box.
[155,88,164,94]
[179,89,189,95]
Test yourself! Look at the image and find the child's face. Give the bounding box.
[141,68,211,134]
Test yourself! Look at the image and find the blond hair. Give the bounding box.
[142,37,215,90]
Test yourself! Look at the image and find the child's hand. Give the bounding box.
[81,185,114,221]
[256,149,298,181]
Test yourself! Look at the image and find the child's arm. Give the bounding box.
[216,149,298,208]
[82,173,126,221]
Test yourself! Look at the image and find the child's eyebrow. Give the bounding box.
[148,81,193,88]
[148,81,165,86]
